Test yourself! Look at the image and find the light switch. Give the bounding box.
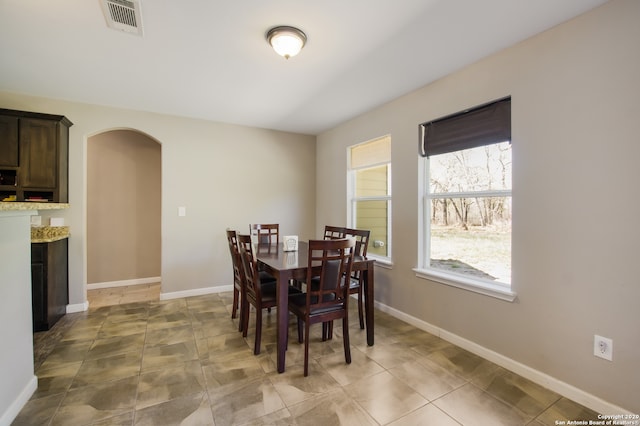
[178,206,186,217]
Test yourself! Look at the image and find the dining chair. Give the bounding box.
[323,226,370,329]
[323,225,346,240]
[225,230,244,331]
[249,223,280,288]
[249,223,279,245]
[237,234,300,355]
[343,228,371,330]
[288,237,356,376]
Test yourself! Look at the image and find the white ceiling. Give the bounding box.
[0,0,607,135]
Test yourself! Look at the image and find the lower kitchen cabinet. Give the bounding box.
[31,238,68,331]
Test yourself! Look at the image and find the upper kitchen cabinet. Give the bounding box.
[0,115,19,167]
[0,108,72,203]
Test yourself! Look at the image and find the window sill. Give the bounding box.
[413,268,517,302]
[369,256,393,269]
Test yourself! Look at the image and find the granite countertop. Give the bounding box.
[0,202,70,211]
[31,226,70,243]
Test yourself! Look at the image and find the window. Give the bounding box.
[348,136,391,261]
[418,98,514,300]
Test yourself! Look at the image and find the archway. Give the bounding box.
[86,129,161,304]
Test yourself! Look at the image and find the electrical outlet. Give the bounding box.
[594,335,613,361]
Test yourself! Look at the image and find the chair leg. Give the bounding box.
[254,308,262,355]
[242,301,250,337]
[357,285,365,329]
[343,315,351,365]
[321,321,334,340]
[303,319,311,377]
[231,287,239,319]
[238,293,246,332]
[297,318,303,343]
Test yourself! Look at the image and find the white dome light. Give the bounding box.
[266,26,307,59]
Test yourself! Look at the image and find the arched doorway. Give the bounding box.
[86,129,161,305]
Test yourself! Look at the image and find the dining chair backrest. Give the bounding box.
[305,238,355,310]
[342,228,370,257]
[250,223,279,245]
[226,229,243,284]
[237,234,263,300]
[323,225,346,240]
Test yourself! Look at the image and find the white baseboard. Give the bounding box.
[66,301,89,313]
[374,300,633,416]
[160,285,233,301]
[87,277,161,290]
[0,375,37,426]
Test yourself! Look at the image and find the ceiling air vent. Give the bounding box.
[101,0,143,36]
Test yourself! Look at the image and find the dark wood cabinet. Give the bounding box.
[0,115,19,167]
[0,108,72,202]
[31,238,68,331]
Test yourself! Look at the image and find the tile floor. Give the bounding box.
[16,284,600,425]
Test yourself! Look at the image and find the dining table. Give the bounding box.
[255,240,375,373]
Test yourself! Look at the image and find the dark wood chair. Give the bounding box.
[250,223,279,245]
[288,238,356,376]
[249,223,279,289]
[324,226,370,329]
[323,225,346,240]
[237,234,300,355]
[343,228,371,330]
[225,229,244,331]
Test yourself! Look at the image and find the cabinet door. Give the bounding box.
[31,243,47,331]
[0,115,19,167]
[48,238,68,322]
[19,118,58,188]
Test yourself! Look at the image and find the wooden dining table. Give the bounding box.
[255,241,375,373]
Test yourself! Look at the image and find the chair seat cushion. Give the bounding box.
[307,276,350,292]
[259,271,277,284]
[288,292,340,313]
[260,281,302,303]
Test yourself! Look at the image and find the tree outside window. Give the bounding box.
[426,141,511,284]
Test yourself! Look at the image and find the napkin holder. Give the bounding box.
[282,235,298,252]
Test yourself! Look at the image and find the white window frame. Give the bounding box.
[415,149,516,302]
[347,137,392,265]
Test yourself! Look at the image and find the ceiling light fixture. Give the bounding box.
[266,26,307,59]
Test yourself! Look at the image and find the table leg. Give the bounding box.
[364,263,374,346]
[276,273,288,373]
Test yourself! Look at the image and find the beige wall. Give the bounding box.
[0,92,316,307]
[87,130,161,284]
[317,0,639,413]
[0,211,36,423]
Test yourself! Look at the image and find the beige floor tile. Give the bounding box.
[535,397,601,424]
[141,340,199,372]
[32,361,83,399]
[85,332,146,360]
[136,360,206,410]
[472,367,561,417]
[50,376,138,425]
[71,351,142,388]
[433,382,532,426]
[344,370,429,425]
[426,343,503,381]
[269,363,341,406]
[388,358,467,401]
[318,346,385,386]
[209,376,286,425]
[387,403,462,426]
[288,387,378,426]
[21,288,608,426]
[133,392,213,426]
[12,393,66,426]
